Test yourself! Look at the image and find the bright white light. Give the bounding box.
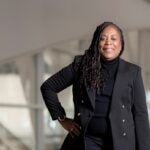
[49,121,56,129]
[146,91,150,104]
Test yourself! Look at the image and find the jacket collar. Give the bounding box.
[85,58,127,110]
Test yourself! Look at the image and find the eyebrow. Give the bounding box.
[101,34,118,37]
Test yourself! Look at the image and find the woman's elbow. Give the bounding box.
[40,82,47,93]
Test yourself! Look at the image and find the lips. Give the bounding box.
[103,48,114,52]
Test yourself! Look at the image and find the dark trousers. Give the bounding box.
[85,135,113,150]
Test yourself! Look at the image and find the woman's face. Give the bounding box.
[98,25,122,61]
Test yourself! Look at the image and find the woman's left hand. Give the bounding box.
[58,117,81,138]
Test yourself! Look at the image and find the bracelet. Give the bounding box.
[58,115,66,122]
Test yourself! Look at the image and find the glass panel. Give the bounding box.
[0,61,27,105]
[0,108,34,150]
[0,74,28,105]
[0,56,37,105]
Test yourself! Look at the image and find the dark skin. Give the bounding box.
[58,118,81,138]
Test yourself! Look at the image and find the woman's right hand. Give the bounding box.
[58,118,81,138]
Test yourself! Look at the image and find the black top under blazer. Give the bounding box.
[41,55,150,150]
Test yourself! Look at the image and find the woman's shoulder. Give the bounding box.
[120,58,141,70]
[72,55,84,72]
[73,55,84,63]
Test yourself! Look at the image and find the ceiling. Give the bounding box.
[0,0,150,62]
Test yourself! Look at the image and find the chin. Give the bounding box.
[103,55,114,60]
[105,58,114,61]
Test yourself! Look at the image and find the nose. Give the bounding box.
[105,38,112,45]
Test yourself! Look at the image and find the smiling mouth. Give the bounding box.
[103,48,114,52]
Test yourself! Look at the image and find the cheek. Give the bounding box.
[98,41,103,48]
[115,42,122,52]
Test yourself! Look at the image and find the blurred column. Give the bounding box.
[34,52,45,150]
[124,30,139,63]
[139,30,150,119]
[139,30,150,90]
[16,53,45,149]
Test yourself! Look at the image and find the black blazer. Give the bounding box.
[41,56,150,150]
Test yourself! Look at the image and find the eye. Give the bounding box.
[99,36,106,41]
[111,34,121,41]
[111,37,117,41]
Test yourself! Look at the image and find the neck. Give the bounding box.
[100,56,119,65]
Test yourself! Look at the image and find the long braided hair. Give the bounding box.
[78,22,124,94]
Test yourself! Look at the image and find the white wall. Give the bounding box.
[0,0,150,62]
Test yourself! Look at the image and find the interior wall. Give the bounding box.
[0,0,150,62]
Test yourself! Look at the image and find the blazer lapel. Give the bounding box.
[84,79,96,110]
[84,58,128,111]
[109,58,128,114]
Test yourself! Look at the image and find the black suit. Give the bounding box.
[41,56,150,150]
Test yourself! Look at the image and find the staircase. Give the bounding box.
[0,123,30,150]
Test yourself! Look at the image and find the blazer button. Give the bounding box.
[122,119,126,123]
[123,132,127,136]
[122,104,125,109]
[77,113,81,116]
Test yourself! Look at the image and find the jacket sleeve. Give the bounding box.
[132,67,150,150]
[40,55,82,120]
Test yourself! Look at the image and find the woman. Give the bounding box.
[41,22,150,150]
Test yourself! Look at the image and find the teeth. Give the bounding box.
[104,48,113,51]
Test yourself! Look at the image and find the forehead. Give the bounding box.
[101,25,120,36]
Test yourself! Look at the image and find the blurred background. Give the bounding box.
[0,0,150,150]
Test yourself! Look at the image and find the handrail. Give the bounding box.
[0,103,44,109]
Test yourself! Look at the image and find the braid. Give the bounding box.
[78,22,124,94]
